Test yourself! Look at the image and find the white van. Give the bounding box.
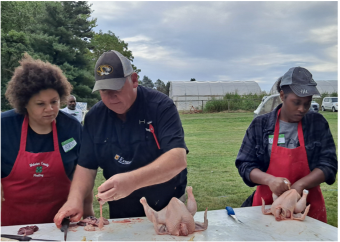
[321,97,338,112]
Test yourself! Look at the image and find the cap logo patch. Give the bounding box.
[301,89,308,94]
[97,65,113,76]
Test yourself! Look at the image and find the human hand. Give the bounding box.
[290,182,304,196]
[96,172,136,203]
[53,198,84,229]
[267,177,291,196]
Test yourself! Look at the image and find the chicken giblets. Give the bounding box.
[140,186,208,236]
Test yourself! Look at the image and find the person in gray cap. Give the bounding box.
[236,67,337,223]
[54,50,188,226]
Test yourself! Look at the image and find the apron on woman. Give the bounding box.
[1,115,71,226]
[252,108,327,223]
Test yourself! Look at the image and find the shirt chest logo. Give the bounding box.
[114,154,132,165]
[30,162,49,177]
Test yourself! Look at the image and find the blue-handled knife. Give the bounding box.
[226,206,243,224]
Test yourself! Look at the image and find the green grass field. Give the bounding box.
[93,111,338,227]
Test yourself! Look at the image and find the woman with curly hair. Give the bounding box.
[1,53,94,226]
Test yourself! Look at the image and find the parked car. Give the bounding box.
[310,101,319,112]
[254,95,320,119]
[253,94,281,119]
[321,97,338,112]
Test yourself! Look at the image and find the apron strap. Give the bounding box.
[272,109,281,149]
[19,115,60,152]
[297,121,305,147]
[51,120,60,152]
[19,115,29,152]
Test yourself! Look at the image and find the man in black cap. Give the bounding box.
[54,50,188,226]
[235,67,337,223]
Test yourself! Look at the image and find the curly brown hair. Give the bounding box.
[5,53,72,114]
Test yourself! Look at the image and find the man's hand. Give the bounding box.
[54,199,84,229]
[267,177,291,196]
[96,172,136,203]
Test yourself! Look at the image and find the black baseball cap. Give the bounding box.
[280,67,320,97]
[92,50,133,92]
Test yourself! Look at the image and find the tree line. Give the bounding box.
[1,1,169,110]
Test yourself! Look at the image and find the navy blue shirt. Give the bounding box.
[79,86,188,218]
[236,104,337,188]
[1,110,82,180]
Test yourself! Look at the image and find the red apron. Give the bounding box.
[1,115,71,226]
[252,109,327,223]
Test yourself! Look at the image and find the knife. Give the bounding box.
[60,217,70,241]
[1,234,60,241]
[226,206,243,224]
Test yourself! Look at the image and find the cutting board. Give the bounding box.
[1,207,338,241]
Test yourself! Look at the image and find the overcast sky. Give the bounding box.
[89,1,337,92]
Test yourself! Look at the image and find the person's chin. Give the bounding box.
[42,115,55,122]
[109,105,126,114]
[292,115,304,122]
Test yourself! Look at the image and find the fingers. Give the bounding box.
[283,178,291,189]
[98,177,115,193]
[96,189,117,203]
[54,211,70,229]
[269,177,291,196]
[54,209,83,229]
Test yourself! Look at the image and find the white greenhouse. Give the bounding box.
[269,80,338,96]
[169,81,262,111]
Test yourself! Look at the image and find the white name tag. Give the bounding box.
[268,134,285,144]
[62,138,77,153]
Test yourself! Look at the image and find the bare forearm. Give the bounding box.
[250,168,290,195]
[249,168,275,186]
[131,148,187,190]
[291,168,325,194]
[68,165,97,202]
[83,190,94,218]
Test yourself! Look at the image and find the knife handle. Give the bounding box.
[60,217,70,232]
[1,234,31,241]
[226,206,235,216]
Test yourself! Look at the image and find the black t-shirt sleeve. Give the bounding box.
[157,101,188,154]
[77,114,99,170]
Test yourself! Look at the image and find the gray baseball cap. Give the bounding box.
[92,50,134,92]
[280,67,320,97]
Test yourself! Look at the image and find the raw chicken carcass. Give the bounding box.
[262,189,310,221]
[140,186,208,236]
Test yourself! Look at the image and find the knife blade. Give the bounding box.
[60,217,70,241]
[226,206,243,224]
[1,234,60,241]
